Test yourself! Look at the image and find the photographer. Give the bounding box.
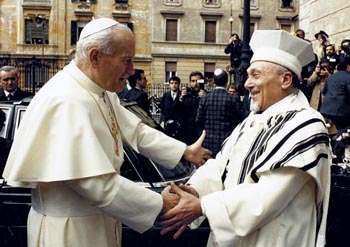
[179,71,204,144]
[307,57,331,109]
[307,57,337,136]
[339,37,350,64]
[224,33,243,69]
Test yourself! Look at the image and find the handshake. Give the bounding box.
[157,182,203,239]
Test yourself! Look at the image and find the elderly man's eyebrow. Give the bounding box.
[247,67,260,75]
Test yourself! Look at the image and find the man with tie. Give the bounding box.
[0,66,33,101]
[124,69,151,115]
[160,76,184,139]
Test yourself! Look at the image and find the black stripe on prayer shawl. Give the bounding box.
[220,120,249,183]
[238,110,299,184]
[249,118,328,183]
[270,133,329,170]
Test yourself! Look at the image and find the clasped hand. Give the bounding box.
[158,182,202,239]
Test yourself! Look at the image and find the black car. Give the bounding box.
[0,97,209,247]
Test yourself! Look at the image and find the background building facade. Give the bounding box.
[0,0,299,95]
[299,0,350,48]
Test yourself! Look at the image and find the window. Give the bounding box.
[71,21,88,45]
[166,19,178,41]
[164,0,181,7]
[165,0,180,3]
[281,0,292,8]
[205,0,219,4]
[115,0,128,3]
[165,62,177,82]
[205,21,216,43]
[24,0,50,3]
[204,63,215,83]
[280,23,292,33]
[71,0,97,3]
[250,22,255,38]
[25,18,49,45]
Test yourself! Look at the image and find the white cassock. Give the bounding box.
[188,91,331,247]
[2,61,186,247]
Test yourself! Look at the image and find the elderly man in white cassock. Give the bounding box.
[159,30,331,247]
[2,18,212,247]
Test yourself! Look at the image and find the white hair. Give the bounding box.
[75,24,130,64]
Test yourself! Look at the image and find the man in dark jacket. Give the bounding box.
[160,76,183,139]
[320,60,350,132]
[0,66,33,101]
[124,69,150,115]
[224,33,243,69]
[179,71,203,145]
[196,69,244,156]
[320,60,350,162]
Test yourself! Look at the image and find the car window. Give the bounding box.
[0,105,14,139]
[121,100,162,130]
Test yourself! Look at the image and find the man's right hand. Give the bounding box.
[184,130,212,167]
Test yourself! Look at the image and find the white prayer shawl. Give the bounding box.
[2,61,186,246]
[189,91,331,247]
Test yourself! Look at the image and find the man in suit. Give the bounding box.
[196,69,244,156]
[0,65,33,101]
[179,71,203,145]
[320,59,350,132]
[320,59,350,162]
[160,76,183,139]
[124,69,150,115]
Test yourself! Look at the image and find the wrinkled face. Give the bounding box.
[245,61,287,113]
[97,28,135,92]
[169,79,180,92]
[190,75,201,91]
[0,70,18,92]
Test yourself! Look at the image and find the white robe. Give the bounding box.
[2,61,186,247]
[189,91,331,247]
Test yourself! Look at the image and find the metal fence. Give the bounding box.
[0,57,66,94]
[0,57,215,123]
[146,83,215,123]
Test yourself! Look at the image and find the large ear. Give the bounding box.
[281,71,293,90]
[89,48,100,68]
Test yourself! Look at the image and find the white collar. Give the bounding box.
[66,61,105,97]
[4,89,17,97]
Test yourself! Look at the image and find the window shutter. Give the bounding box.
[166,19,177,41]
[205,21,216,43]
[71,21,78,45]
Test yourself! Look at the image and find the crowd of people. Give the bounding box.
[293,29,350,163]
[0,18,341,246]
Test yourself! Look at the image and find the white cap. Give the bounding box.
[79,18,119,41]
[249,30,315,77]
[214,68,224,76]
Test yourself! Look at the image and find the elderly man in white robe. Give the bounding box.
[159,30,331,247]
[2,18,212,247]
